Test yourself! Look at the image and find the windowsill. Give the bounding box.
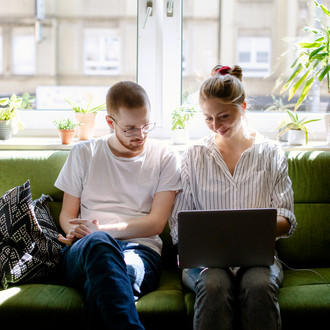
[0,136,330,152]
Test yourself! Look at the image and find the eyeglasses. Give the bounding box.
[110,116,156,137]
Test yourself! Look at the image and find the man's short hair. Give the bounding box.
[106,81,150,118]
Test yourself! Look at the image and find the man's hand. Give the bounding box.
[58,219,100,246]
[58,233,77,246]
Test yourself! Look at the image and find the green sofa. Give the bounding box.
[0,149,329,329]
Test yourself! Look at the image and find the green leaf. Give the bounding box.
[311,53,328,60]
[318,64,330,81]
[0,98,9,106]
[298,42,322,48]
[301,126,309,144]
[320,4,330,16]
[294,75,316,110]
[311,59,322,70]
[300,118,322,125]
[309,45,326,60]
[290,56,300,69]
[281,64,303,93]
[315,36,325,42]
[288,70,309,100]
[286,110,297,123]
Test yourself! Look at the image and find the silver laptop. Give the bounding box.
[177,208,277,268]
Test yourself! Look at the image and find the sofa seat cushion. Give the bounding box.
[136,269,189,329]
[279,268,330,328]
[281,268,330,287]
[0,283,83,329]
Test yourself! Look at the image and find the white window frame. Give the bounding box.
[137,0,182,138]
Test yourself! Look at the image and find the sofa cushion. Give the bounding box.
[286,151,330,203]
[0,150,68,203]
[0,181,64,289]
[277,203,330,268]
[279,276,330,328]
[136,269,189,329]
[0,283,84,329]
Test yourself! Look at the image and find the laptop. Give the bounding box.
[177,208,277,268]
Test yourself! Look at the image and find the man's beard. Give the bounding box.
[115,131,146,152]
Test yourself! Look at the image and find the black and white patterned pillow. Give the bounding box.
[0,180,64,289]
[33,193,65,260]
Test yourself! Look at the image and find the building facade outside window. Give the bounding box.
[0,0,327,140]
[12,33,35,75]
[84,29,121,75]
[237,37,271,78]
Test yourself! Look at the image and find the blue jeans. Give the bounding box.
[60,231,162,330]
[183,257,283,330]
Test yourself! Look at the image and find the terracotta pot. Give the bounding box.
[75,112,97,140]
[58,129,76,144]
[0,120,12,140]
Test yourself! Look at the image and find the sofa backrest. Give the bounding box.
[1,149,329,270]
[277,151,330,268]
[0,150,69,234]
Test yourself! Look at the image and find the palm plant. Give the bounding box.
[281,1,330,111]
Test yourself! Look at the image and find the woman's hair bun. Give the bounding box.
[211,65,243,81]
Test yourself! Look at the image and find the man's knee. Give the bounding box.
[81,231,116,246]
[74,231,121,260]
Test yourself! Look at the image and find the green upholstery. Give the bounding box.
[0,149,329,329]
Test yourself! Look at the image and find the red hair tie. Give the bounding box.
[213,66,231,76]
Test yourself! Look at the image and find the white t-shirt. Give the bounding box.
[55,135,181,254]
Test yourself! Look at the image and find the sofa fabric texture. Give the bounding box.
[0,149,329,329]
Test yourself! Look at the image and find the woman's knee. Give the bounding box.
[196,268,234,299]
[239,267,278,298]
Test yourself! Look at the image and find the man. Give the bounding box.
[55,81,181,329]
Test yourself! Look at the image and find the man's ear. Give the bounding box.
[106,115,115,129]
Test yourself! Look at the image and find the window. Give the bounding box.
[237,37,271,78]
[12,32,35,75]
[0,0,326,141]
[84,29,121,75]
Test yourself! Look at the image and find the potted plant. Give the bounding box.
[53,118,81,144]
[171,104,197,144]
[0,94,23,140]
[280,1,330,111]
[65,97,106,140]
[276,110,321,145]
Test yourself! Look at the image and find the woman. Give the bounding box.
[169,65,297,330]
